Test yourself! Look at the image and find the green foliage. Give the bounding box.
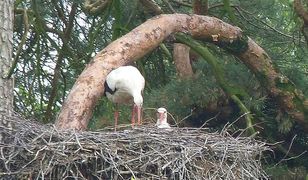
[284,65,308,96]
[243,96,267,114]
[89,98,135,130]
[223,0,238,25]
[277,115,294,134]
[144,60,221,121]
[266,165,307,180]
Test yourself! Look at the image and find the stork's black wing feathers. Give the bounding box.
[104,81,116,96]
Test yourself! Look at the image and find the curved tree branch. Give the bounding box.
[55,14,308,131]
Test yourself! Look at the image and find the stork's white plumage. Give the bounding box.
[156,107,171,129]
[104,66,145,130]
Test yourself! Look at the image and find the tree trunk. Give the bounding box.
[193,0,208,15]
[173,0,209,79]
[0,0,14,138]
[56,14,308,131]
[294,0,308,45]
[173,43,193,78]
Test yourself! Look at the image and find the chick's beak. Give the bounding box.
[158,112,164,123]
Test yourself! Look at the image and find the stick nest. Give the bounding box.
[0,112,269,179]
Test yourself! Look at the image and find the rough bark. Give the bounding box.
[173,43,193,78]
[0,0,14,139]
[193,0,208,15]
[294,0,308,23]
[56,14,308,131]
[173,0,209,79]
[294,0,308,44]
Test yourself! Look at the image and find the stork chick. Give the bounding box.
[156,107,171,129]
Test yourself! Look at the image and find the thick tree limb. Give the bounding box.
[56,14,308,131]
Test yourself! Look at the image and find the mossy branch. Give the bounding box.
[83,0,111,15]
[230,95,255,135]
[159,43,172,59]
[175,33,255,134]
[223,0,238,25]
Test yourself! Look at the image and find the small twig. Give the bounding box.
[22,146,47,169]
[176,108,195,126]
[274,135,306,166]
[74,131,83,150]
[198,113,220,130]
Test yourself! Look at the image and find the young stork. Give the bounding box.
[104,66,145,130]
[156,107,171,129]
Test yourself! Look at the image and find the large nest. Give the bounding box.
[0,113,269,179]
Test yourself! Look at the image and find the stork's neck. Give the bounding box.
[133,92,143,107]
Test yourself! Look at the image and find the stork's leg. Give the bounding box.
[137,106,142,125]
[131,105,136,128]
[114,104,119,131]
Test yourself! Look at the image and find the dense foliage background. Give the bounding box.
[12,0,308,178]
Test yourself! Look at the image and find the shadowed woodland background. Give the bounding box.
[4,0,308,179]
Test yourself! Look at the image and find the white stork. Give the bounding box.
[104,66,145,130]
[156,107,171,129]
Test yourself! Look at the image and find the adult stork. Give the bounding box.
[104,66,145,130]
[156,107,171,129]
